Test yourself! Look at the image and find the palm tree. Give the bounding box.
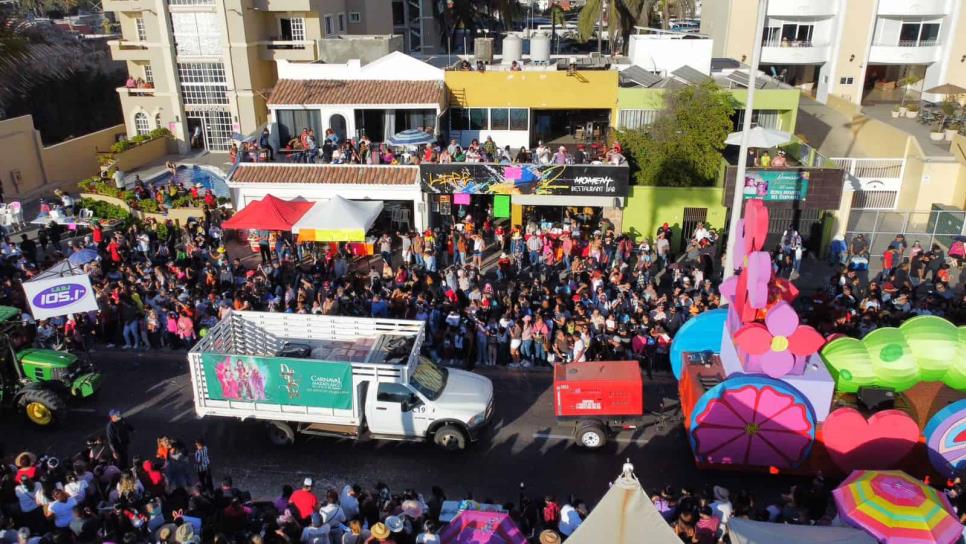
[0,14,85,113]
[577,0,656,52]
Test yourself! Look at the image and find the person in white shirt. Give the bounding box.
[558,501,587,536]
[692,222,710,243]
[572,331,588,363]
[535,141,551,164]
[63,473,88,503]
[711,485,733,530]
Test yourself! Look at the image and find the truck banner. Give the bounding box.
[200,353,353,410]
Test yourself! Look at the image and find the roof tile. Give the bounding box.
[229,165,418,185]
[268,79,443,106]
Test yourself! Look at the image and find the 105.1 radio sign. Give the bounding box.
[23,274,99,320]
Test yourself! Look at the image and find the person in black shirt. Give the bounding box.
[105,409,133,469]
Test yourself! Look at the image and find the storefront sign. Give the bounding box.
[494,195,511,218]
[201,353,353,410]
[420,164,629,197]
[23,273,99,320]
[742,170,810,202]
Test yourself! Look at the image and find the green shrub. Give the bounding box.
[132,199,160,213]
[170,195,195,208]
[148,127,172,139]
[79,198,131,222]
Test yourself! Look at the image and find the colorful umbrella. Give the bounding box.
[833,470,962,544]
[437,511,526,544]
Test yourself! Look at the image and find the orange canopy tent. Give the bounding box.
[221,195,313,231]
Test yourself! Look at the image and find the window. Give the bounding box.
[280,17,305,41]
[469,108,488,130]
[618,109,659,130]
[155,113,162,129]
[177,62,229,105]
[509,108,528,131]
[324,14,333,36]
[348,12,361,24]
[338,13,345,32]
[899,22,940,46]
[185,111,232,151]
[490,108,509,130]
[143,64,154,84]
[171,12,222,57]
[449,109,467,131]
[377,382,413,404]
[135,16,146,42]
[840,76,854,85]
[392,1,405,26]
[735,109,782,131]
[134,112,150,136]
[275,109,322,146]
[395,109,436,131]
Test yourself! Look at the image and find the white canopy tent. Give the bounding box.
[291,195,384,242]
[729,518,877,544]
[567,462,680,544]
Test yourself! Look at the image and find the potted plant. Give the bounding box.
[892,105,901,118]
[905,103,920,118]
[930,125,945,141]
[945,121,960,141]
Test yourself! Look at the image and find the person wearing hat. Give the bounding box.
[174,522,199,544]
[711,485,733,529]
[538,529,561,544]
[289,478,319,523]
[367,522,395,543]
[106,409,133,469]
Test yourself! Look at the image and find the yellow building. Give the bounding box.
[702,0,966,106]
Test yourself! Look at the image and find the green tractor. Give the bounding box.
[0,306,101,426]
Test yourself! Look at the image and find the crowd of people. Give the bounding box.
[232,129,627,168]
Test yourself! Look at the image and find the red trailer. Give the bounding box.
[553,361,645,449]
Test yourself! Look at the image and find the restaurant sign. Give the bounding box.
[420,164,629,197]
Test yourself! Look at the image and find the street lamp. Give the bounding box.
[723,0,768,279]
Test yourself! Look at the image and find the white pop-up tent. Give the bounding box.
[567,462,680,544]
[292,195,384,242]
[728,518,877,544]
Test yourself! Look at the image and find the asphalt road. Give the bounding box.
[0,351,805,506]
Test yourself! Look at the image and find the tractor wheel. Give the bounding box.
[19,389,67,426]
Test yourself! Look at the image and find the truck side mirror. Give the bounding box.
[403,395,421,412]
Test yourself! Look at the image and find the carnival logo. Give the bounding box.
[32,283,86,310]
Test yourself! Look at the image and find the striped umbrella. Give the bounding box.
[386,128,435,147]
[833,470,962,544]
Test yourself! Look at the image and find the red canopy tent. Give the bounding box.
[221,195,313,231]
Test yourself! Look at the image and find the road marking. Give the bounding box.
[532,432,649,445]
[169,408,196,423]
[70,408,97,413]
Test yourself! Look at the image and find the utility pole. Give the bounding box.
[597,0,604,55]
[723,0,768,279]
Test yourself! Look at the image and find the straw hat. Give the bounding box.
[539,530,561,544]
[370,523,390,540]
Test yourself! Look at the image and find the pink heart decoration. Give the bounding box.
[822,408,920,473]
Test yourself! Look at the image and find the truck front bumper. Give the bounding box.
[467,399,495,441]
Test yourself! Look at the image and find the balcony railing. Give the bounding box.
[167,0,214,5]
[117,86,157,96]
[874,39,939,47]
[762,38,826,48]
[266,40,308,50]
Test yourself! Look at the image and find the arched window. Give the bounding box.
[155,113,162,129]
[329,114,346,141]
[134,112,150,136]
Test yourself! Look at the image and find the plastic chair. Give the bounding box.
[78,208,94,221]
[7,202,23,230]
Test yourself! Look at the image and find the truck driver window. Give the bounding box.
[377,382,413,404]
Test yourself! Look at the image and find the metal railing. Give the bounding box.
[874,39,939,47]
[845,208,966,257]
[167,0,214,5]
[762,39,826,48]
[832,157,904,210]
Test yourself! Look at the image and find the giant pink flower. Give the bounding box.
[732,301,825,378]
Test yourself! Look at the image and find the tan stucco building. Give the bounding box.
[701,0,966,106]
[104,0,439,152]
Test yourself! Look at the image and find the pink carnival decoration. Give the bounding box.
[732,301,825,378]
[742,199,769,257]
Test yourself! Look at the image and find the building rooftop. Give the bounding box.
[267,79,443,106]
[618,63,793,91]
[228,164,418,185]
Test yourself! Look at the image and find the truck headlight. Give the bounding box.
[468,413,486,428]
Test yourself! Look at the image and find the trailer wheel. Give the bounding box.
[267,421,295,446]
[576,423,607,449]
[433,424,467,451]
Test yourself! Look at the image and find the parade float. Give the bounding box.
[670,198,966,477]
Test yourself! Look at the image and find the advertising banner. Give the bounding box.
[420,164,630,197]
[200,353,353,410]
[742,169,810,202]
[22,273,99,320]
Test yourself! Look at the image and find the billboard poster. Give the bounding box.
[742,170,810,202]
[201,353,353,410]
[22,273,99,320]
[420,164,629,197]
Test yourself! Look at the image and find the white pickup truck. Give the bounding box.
[188,311,494,450]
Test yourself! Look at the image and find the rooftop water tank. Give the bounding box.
[474,37,493,63]
[530,32,550,64]
[502,34,522,65]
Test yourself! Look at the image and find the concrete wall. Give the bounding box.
[827,0,876,104]
[622,186,727,249]
[114,137,170,173]
[42,124,124,185]
[699,0,751,59]
[317,35,404,63]
[80,193,205,224]
[627,35,712,75]
[446,70,619,112]
[0,115,125,200]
